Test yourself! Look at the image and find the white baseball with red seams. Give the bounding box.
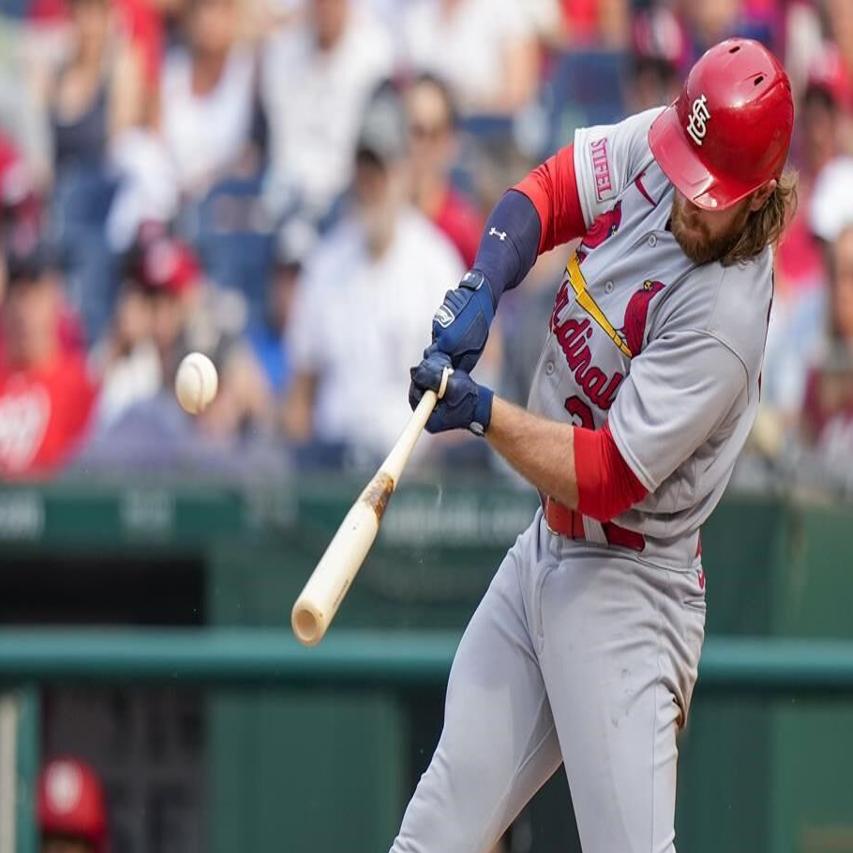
[175,352,218,415]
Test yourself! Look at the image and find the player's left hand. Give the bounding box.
[430,270,497,372]
[409,351,493,436]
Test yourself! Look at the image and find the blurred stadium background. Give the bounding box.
[0,0,853,850]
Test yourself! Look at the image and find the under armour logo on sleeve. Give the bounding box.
[489,227,507,241]
[686,95,711,146]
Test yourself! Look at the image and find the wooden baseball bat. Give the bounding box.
[291,368,450,646]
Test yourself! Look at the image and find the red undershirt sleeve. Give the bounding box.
[513,144,586,256]
[573,423,648,522]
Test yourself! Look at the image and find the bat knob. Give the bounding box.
[437,366,453,400]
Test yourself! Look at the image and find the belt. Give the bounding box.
[543,495,645,553]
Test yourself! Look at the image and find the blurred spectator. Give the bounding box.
[824,0,853,97]
[32,0,153,344]
[626,5,683,112]
[678,0,739,53]
[160,0,259,198]
[0,231,96,479]
[115,0,172,115]
[801,224,853,461]
[247,221,309,400]
[44,0,142,177]
[519,0,563,49]
[761,63,845,428]
[808,157,853,246]
[88,224,186,429]
[189,173,278,326]
[401,0,539,116]
[261,0,394,223]
[0,131,41,241]
[88,273,160,430]
[135,230,197,373]
[82,223,272,464]
[676,0,778,66]
[282,85,464,463]
[557,0,629,49]
[38,757,107,853]
[405,73,483,267]
[799,48,849,173]
[775,55,844,290]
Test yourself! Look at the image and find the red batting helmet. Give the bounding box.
[648,38,794,210]
[38,758,108,852]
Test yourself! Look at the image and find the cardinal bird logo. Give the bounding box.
[577,201,622,264]
[619,279,665,356]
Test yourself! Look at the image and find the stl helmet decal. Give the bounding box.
[685,94,711,146]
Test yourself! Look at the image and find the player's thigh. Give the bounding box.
[537,550,704,853]
[391,523,562,853]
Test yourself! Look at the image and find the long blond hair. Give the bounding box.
[722,169,799,266]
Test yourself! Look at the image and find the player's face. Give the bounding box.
[670,187,768,266]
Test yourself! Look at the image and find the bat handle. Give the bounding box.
[381,366,451,481]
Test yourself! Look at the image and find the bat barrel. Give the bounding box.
[291,600,325,646]
[290,497,384,646]
[290,379,446,646]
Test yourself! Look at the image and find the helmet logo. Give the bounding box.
[686,94,711,146]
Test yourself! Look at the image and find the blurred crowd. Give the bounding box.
[1,0,853,490]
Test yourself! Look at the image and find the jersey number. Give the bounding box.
[564,396,594,429]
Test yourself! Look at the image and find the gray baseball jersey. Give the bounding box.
[391,108,773,853]
[528,106,773,566]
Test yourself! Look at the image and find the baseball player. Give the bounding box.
[394,39,796,853]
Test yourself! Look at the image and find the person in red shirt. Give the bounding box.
[405,74,484,268]
[0,235,96,478]
[802,223,853,459]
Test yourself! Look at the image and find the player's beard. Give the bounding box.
[670,194,751,266]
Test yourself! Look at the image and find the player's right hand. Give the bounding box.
[430,270,497,372]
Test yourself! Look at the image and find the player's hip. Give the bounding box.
[512,510,706,652]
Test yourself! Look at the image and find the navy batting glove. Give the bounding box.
[409,352,493,436]
[431,270,496,373]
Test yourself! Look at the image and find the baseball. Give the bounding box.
[175,352,218,415]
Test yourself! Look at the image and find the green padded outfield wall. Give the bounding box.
[678,496,853,853]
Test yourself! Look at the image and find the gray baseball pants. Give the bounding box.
[390,510,705,853]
